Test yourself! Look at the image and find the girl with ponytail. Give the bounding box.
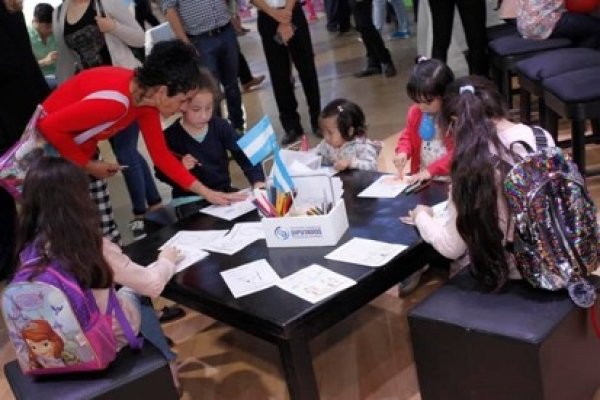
[403,75,554,291]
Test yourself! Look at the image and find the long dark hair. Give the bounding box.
[440,76,511,291]
[16,158,113,288]
[320,98,367,141]
[407,56,455,104]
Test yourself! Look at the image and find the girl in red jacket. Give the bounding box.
[393,57,455,183]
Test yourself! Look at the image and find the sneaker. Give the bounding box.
[129,219,147,241]
[390,30,410,40]
[398,265,429,297]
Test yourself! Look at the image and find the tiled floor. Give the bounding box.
[3,9,600,400]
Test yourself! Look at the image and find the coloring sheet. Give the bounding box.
[200,198,256,221]
[204,222,266,255]
[357,175,409,198]
[325,237,408,267]
[277,264,356,303]
[220,259,281,298]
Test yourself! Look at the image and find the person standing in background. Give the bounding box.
[428,0,488,76]
[0,0,50,280]
[251,0,322,145]
[28,3,58,90]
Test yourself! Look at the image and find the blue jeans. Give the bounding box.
[191,25,244,131]
[372,0,409,32]
[109,123,162,216]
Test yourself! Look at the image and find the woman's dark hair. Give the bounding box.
[320,98,367,141]
[407,57,455,104]
[33,3,53,23]
[135,40,202,97]
[440,75,511,291]
[16,158,113,289]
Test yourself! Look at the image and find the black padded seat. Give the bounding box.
[516,47,600,126]
[408,272,600,400]
[542,66,600,175]
[488,35,572,107]
[3,343,179,400]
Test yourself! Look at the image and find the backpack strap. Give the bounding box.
[106,288,144,350]
[531,126,548,150]
[72,90,130,145]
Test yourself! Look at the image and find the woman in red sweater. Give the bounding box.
[38,40,244,240]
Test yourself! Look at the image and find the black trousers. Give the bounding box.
[429,0,488,76]
[349,0,393,66]
[257,5,321,134]
[324,0,351,32]
[238,50,252,85]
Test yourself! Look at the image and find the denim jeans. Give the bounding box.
[109,123,162,216]
[372,0,409,32]
[191,26,244,131]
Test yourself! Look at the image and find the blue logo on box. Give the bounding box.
[274,226,290,240]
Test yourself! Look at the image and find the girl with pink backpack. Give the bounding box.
[3,157,182,389]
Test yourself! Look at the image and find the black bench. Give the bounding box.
[4,342,179,400]
[408,272,600,400]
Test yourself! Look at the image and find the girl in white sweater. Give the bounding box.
[405,76,554,290]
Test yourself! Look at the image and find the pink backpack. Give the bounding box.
[1,246,143,375]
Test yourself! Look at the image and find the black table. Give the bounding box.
[125,170,448,400]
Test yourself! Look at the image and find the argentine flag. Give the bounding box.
[237,116,277,166]
[272,150,296,193]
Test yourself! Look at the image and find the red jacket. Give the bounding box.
[38,67,196,189]
[394,104,454,177]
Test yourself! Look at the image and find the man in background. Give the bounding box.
[28,2,57,89]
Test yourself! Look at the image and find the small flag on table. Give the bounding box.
[272,150,295,193]
[237,116,277,166]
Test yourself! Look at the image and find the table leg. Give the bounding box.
[279,338,319,400]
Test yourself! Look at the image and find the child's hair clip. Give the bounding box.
[337,105,344,113]
[459,85,475,95]
[416,55,428,64]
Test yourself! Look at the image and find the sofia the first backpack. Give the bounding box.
[1,246,143,375]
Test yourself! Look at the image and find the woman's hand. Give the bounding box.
[95,15,116,33]
[159,246,183,264]
[276,23,295,44]
[270,8,292,24]
[392,153,408,180]
[85,160,121,178]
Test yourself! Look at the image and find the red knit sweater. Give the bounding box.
[394,104,454,177]
[38,66,196,189]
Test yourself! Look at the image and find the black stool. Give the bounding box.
[408,272,600,400]
[486,22,518,42]
[488,35,571,108]
[516,48,600,128]
[542,66,600,176]
[4,343,179,399]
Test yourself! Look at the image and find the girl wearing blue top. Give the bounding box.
[158,69,265,219]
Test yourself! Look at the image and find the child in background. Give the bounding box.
[15,157,183,389]
[394,57,455,183]
[314,98,382,171]
[157,68,265,220]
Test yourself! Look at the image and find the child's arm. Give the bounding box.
[394,105,421,156]
[103,239,178,298]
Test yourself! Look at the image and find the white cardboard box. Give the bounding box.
[261,199,349,247]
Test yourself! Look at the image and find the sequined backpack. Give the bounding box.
[496,127,600,309]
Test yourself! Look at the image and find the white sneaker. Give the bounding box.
[128,219,147,241]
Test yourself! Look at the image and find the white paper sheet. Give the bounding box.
[174,248,210,272]
[159,230,228,251]
[220,259,281,298]
[357,175,409,198]
[204,222,266,255]
[200,198,256,221]
[277,264,356,303]
[325,237,408,267]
